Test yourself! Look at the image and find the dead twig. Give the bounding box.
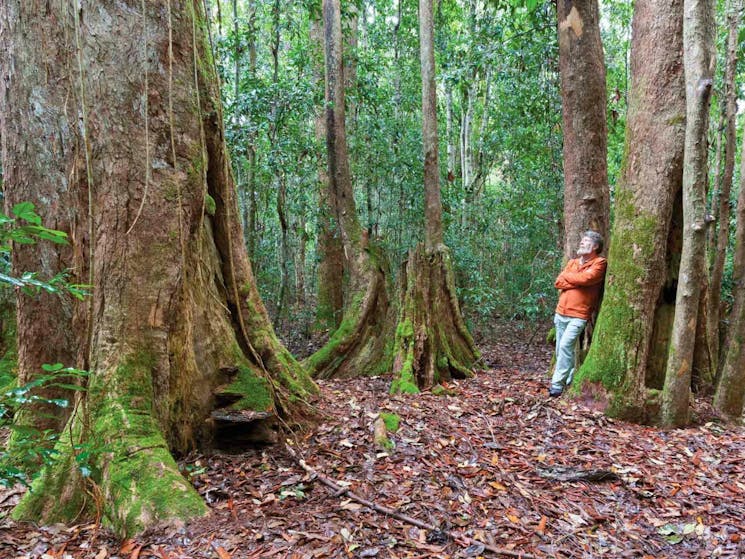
[285,443,537,559]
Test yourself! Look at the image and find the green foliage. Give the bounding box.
[0,199,92,487]
[205,0,666,339]
[0,365,88,487]
[0,203,88,299]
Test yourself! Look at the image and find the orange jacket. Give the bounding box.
[555,256,607,320]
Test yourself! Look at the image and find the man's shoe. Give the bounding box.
[548,388,562,398]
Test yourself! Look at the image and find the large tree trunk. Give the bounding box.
[557,0,610,259]
[708,0,742,372]
[714,119,745,418]
[574,0,686,423]
[311,14,344,330]
[389,0,479,393]
[660,0,716,428]
[3,0,314,536]
[305,0,391,379]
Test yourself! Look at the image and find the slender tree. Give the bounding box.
[714,121,745,418]
[389,0,479,393]
[311,9,344,330]
[708,0,742,370]
[557,0,610,259]
[661,0,716,427]
[2,0,314,535]
[574,0,686,423]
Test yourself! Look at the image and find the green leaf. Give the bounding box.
[11,202,42,225]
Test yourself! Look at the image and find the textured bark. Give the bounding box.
[322,0,365,291]
[0,0,88,435]
[709,0,742,371]
[661,0,716,428]
[390,246,479,392]
[3,0,314,535]
[295,213,307,310]
[306,0,389,378]
[714,120,745,418]
[420,0,443,251]
[390,0,479,392]
[557,0,610,259]
[243,0,258,260]
[311,14,344,330]
[575,0,685,423]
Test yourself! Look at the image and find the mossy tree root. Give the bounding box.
[304,254,392,379]
[13,353,207,537]
[390,244,480,394]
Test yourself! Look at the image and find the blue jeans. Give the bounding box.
[551,313,587,392]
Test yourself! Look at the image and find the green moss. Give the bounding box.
[666,113,686,126]
[546,327,556,345]
[390,346,420,395]
[205,194,216,216]
[396,318,414,339]
[575,185,658,393]
[431,384,459,396]
[272,344,317,396]
[187,154,204,183]
[304,297,362,374]
[16,351,208,536]
[12,413,89,523]
[224,365,273,411]
[368,337,395,377]
[436,355,449,370]
[163,182,180,203]
[380,412,400,433]
[376,436,394,450]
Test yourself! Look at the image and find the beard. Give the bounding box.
[577,247,591,256]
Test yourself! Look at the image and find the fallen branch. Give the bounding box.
[285,443,537,559]
[537,465,620,483]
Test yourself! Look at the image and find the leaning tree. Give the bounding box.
[1,0,315,536]
[573,0,686,423]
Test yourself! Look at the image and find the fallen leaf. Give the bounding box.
[537,515,547,535]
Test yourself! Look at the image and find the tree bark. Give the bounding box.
[244,0,258,260]
[305,0,391,379]
[311,13,344,330]
[389,0,479,393]
[660,0,716,428]
[708,0,742,372]
[0,0,88,437]
[714,117,745,418]
[420,0,443,252]
[3,0,315,535]
[557,0,610,259]
[574,0,686,423]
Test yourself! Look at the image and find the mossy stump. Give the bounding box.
[390,244,480,394]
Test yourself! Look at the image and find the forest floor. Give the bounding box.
[1,325,744,559]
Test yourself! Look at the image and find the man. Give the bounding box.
[550,231,607,397]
